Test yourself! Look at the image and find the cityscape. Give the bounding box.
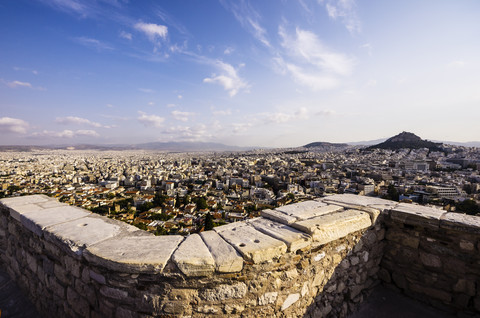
[2,132,479,236]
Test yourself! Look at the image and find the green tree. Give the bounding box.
[455,199,480,215]
[204,212,214,231]
[153,193,168,206]
[175,193,181,208]
[386,184,399,201]
[196,197,208,210]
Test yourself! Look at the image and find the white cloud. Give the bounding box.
[320,0,361,33]
[119,31,132,40]
[138,88,154,93]
[212,109,232,116]
[285,63,339,90]
[224,47,234,55]
[167,103,176,108]
[137,111,165,128]
[55,116,106,128]
[74,37,113,51]
[171,110,194,122]
[262,107,309,124]
[106,104,114,108]
[41,0,89,15]
[360,43,372,56]
[148,101,155,106]
[76,129,100,137]
[1,79,32,88]
[316,109,336,116]
[134,22,168,42]
[161,124,212,141]
[203,60,249,97]
[177,95,183,99]
[276,26,354,90]
[232,123,252,133]
[31,129,99,138]
[280,27,354,75]
[220,0,270,47]
[0,117,29,134]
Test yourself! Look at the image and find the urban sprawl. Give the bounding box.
[1,145,480,235]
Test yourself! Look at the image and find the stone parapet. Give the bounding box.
[0,194,479,317]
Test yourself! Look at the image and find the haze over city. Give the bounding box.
[1,0,480,147]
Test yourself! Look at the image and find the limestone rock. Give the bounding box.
[172,233,215,277]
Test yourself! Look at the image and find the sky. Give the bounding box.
[1,0,480,147]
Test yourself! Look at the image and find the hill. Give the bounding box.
[367,132,442,151]
[303,141,349,149]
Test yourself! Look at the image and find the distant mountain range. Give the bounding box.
[367,131,442,151]
[303,141,349,148]
[0,133,478,152]
[0,142,253,152]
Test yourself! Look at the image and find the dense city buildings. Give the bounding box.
[1,143,479,235]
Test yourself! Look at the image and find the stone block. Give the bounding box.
[248,217,311,252]
[291,209,371,245]
[281,293,300,311]
[276,201,343,221]
[258,292,278,306]
[323,194,396,209]
[172,233,215,276]
[67,286,90,317]
[200,282,247,301]
[260,209,298,225]
[390,203,446,229]
[89,269,105,284]
[453,279,476,296]
[440,212,480,234]
[419,251,442,268]
[84,234,184,273]
[215,223,287,263]
[44,214,128,256]
[200,230,243,273]
[385,230,419,249]
[100,286,129,301]
[20,205,91,236]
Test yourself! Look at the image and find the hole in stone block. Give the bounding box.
[239,243,246,247]
[254,239,260,243]
[78,223,88,227]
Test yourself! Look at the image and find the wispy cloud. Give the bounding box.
[13,67,38,75]
[74,36,114,51]
[203,60,249,97]
[280,26,354,75]
[30,129,99,138]
[0,117,29,134]
[40,0,90,16]
[220,0,270,47]
[119,31,132,40]
[212,109,232,116]
[261,107,309,124]
[320,0,361,33]
[2,80,32,88]
[134,22,168,43]
[276,26,354,90]
[55,116,109,128]
[138,88,154,93]
[171,110,195,122]
[137,111,165,128]
[161,124,212,142]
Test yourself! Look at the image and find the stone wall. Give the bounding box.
[380,203,480,315]
[0,194,479,317]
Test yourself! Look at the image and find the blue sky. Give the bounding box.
[1,0,480,147]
